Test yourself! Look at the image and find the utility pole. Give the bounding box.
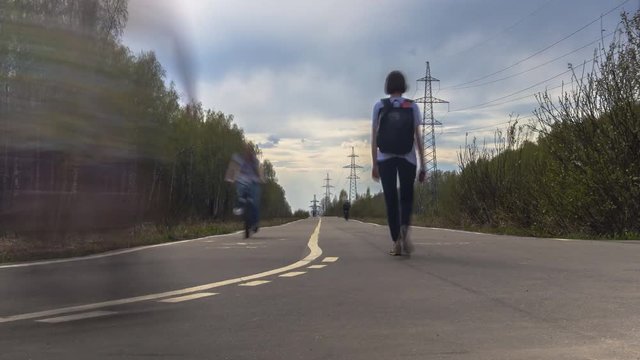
[342,147,362,203]
[321,173,333,215]
[415,61,448,205]
[309,194,319,217]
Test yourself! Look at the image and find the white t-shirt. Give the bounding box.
[372,96,422,165]
[232,153,260,185]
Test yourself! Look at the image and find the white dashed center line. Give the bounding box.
[322,257,339,263]
[159,292,218,303]
[0,219,323,324]
[308,265,327,269]
[279,271,306,278]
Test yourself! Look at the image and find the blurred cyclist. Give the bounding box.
[225,144,263,234]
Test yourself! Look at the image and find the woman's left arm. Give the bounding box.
[413,104,425,171]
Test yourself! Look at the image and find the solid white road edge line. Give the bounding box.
[0,219,309,269]
[355,219,600,243]
[351,219,381,227]
[36,311,117,323]
[239,280,271,287]
[0,232,240,269]
[0,219,323,324]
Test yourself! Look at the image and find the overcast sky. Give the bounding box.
[123,0,637,212]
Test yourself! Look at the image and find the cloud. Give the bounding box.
[257,134,281,149]
[123,0,630,211]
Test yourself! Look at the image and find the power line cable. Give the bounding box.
[438,77,577,136]
[443,0,631,89]
[451,60,591,112]
[452,75,577,112]
[446,0,555,59]
[441,114,537,135]
[445,31,614,91]
[441,121,512,135]
[467,80,573,110]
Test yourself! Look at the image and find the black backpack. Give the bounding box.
[376,98,415,155]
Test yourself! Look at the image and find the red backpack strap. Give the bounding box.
[400,99,414,108]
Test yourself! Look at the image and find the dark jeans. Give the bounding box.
[378,157,417,242]
[236,181,261,227]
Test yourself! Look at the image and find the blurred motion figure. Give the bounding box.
[225,144,264,237]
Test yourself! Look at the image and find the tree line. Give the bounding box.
[0,0,292,234]
[340,11,639,238]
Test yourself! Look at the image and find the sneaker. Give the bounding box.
[389,241,401,256]
[400,225,414,254]
[233,207,244,216]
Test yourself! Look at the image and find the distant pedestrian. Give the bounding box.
[371,70,426,256]
[342,201,351,221]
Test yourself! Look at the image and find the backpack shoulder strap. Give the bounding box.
[377,98,392,119]
[400,98,414,108]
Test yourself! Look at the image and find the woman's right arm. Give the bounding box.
[224,161,238,183]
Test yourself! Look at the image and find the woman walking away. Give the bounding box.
[371,70,426,256]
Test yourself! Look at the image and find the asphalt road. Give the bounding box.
[2,217,640,359]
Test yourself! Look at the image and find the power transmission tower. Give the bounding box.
[415,61,449,203]
[342,147,362,203]
[309,194,319,217]
[322,173,333,215]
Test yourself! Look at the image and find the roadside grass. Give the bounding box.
[0,217,302,264]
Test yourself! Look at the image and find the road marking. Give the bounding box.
[356,219,610,244]
[279,271,306,277]
[352,220,382,227]
[355,219,608,242]
[420,228,581,242]
[159,292,217,303]
[416,226,489,236]
[415,242,471,246]
[308,265,327,269]
[0,219,309,269]
[36,311,117,323]
[322,257,339,263]
[239,280,270,287]
[0,234,236,269]
[219,243,264,249]
[0,218,323,324]
[419,227,592,242]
